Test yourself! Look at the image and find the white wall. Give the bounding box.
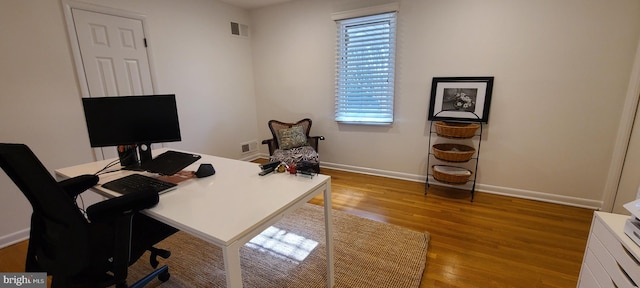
[0,0,97,246]
[251,0,640,207]
[0,0,257,246]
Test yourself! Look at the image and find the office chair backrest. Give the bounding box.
[0,143,90,275]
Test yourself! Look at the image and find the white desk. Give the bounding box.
[55,149,334,288]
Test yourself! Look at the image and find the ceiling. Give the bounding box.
[219,0,294,10]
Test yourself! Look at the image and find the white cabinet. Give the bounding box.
[578,212,640,288]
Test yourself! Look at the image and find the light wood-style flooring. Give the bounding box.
[0,167,595,287]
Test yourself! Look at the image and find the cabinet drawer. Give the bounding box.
[581,248,614,288]
[578,266,600,288]
[577,265,601,288]
[590,232,638,288]
[593,217,640,284]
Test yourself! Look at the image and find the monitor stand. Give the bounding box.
[137,143,153,163]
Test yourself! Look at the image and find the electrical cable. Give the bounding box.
[93,151,136,175]
[94,159,121,175]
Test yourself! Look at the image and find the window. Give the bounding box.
[335,12,397,125]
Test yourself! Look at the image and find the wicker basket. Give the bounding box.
[432,143,476,162]
[434,122,480,138]
[432,165,472,184]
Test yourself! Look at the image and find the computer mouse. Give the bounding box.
[195,163,215,178]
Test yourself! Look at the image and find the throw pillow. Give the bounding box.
[277,125,308,150]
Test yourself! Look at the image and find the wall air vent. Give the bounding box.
[241,140,258,154]
[230,22,249,38]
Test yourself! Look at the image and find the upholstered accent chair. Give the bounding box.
[262,118,324,173]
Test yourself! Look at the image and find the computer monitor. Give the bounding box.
[81,94,181,166]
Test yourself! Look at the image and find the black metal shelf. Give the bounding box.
[425,116,482,202]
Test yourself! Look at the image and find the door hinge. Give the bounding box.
[144,38,148,47]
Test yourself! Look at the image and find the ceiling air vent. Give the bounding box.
[230,22,249,38]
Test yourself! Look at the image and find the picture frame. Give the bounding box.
[428,76,494,123]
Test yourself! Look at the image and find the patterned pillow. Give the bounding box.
[277,125,308,150]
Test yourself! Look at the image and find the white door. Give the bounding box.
[613,97,640,214]
[72,8,153,97]
[66,5,155,159]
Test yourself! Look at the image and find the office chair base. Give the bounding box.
[128,265,170,288]
[149,247,171,268]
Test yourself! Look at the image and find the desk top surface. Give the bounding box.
[55,148,330,246]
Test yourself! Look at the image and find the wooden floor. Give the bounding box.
[0,167,595,287]
[307,168,595,288]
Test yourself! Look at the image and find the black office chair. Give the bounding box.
[0,143,178,288]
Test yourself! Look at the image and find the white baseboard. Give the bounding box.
[239,152,263,162]
[321,161,424,182]
[319,160,602,210]
[0,228,29,249]
[476,184,602,210]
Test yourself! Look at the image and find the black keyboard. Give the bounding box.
[140,150,201,176]
[102,174,177,195]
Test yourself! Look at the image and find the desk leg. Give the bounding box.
[324,180,335,288]
[223,243,243,288]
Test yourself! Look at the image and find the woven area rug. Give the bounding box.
[128,203,429,287]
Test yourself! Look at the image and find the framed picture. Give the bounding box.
[428,77,494,123]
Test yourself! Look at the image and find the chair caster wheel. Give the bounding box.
[158,270,170,282]
[150,248,171,268]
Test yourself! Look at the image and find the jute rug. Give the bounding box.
[128,203,429,287]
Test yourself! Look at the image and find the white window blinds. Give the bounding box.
[335,12,397,124]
